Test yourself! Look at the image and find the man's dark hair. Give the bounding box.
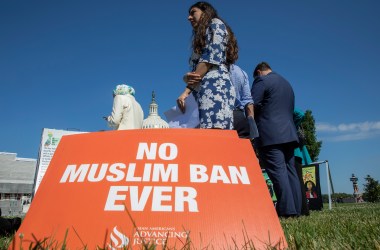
[253,62,271,78]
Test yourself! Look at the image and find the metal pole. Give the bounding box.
[325,160,332,210]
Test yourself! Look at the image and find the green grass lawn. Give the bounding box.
[280,202,380,249]
[1,202,379,249]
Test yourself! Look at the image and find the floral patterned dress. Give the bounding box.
[190,18,236,129]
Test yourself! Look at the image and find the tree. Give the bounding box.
[301,110,322,162]
[363,175,380,202]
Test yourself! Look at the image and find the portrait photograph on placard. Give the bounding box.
[302,165,323,210]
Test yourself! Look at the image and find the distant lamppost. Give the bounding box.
[350,174,359,202]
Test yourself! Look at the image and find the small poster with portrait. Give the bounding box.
[302,164,323,210]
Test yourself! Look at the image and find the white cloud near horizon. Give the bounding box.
[316,121,380,142]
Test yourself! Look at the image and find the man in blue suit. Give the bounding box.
[251,62,302,217]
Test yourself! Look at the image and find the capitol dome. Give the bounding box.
[142,91,169,129]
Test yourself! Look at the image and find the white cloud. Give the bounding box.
[316,121,380,142]
[316,123,338,132]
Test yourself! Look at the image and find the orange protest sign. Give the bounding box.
[10,129,287,249]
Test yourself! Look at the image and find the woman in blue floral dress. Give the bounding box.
[177,1,238,129]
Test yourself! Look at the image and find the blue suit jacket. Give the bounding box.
[251,72,298,148]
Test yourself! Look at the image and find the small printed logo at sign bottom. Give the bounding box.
[132,227,189,246]
[109,226,129,250]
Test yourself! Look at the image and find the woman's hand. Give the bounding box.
[183,72,201,85]
[177,90,190,113]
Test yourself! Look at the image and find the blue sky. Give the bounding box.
[1,1,379,194]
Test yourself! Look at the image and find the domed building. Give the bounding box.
[142,91,169,129]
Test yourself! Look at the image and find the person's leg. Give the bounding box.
[259,145,298,217]
[284,146,303,216]
[295,156,309,216]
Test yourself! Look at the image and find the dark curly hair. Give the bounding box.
[189,1,238,65]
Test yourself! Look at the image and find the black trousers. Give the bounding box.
[258,143,303,217]
[233,109,250,139]
[295,156,310,216]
